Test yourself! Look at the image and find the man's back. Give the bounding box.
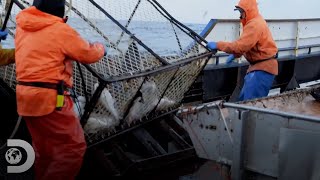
[15,6,105,116]
[242,15,278,75]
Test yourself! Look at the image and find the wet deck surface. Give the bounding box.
[242,92,320,118]
[289,95,320,117]
[77,154,209,180]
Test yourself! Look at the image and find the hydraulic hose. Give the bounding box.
[0,116,22,150]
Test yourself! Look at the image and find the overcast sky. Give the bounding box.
[157,0,320,24]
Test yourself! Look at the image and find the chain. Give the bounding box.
[170,22,183,53]
[64,1,122,54]
[115,0,141,46]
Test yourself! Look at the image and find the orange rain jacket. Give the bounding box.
[217,0,278,75]
[15,6,105,116]
[0,45,15,66]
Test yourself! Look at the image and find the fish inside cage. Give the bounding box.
[0,0,214,145]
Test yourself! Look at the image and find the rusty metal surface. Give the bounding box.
[181,107,233,165]
[179,93,320,178]
[240,86,320,118]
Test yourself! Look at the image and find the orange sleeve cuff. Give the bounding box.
[217,41,225,51]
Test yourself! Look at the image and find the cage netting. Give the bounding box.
[0,0,213,145]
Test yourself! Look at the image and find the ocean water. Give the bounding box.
[2,18,206,56]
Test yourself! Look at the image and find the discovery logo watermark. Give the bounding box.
[4,139,35,173]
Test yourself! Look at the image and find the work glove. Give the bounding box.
[90,41,107,56]
[103,44,107,56]
[206,41,218,51]
[99,42,110,56]
[226,54,236,64]
[0,29,8,40]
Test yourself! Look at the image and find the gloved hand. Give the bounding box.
[0,29,9,40]
[226,54,236,64]
[103,42,111,56]
[206,41,218,51]
[99,42,109,56]
[103,44,107,56]
[91,42,107,56]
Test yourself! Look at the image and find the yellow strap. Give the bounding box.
[56,95,65,108]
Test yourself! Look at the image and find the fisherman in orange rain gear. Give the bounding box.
[0,29,15,66]
[207,0,278,101]
[14,0,106,179]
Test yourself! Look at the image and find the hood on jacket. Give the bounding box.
[16,6,63,32]
[33,0,65,18]
[236,0,259,25]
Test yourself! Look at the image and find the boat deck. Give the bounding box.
[240,87,320,118]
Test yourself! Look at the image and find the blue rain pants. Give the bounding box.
[238,70,275,101]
